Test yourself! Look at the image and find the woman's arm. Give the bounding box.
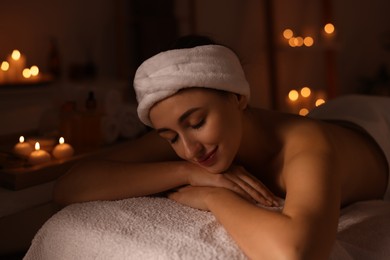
[54,131,277,206]
[53,131,186,205]
[169,129,341,259]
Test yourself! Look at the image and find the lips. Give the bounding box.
[196,147,218,167]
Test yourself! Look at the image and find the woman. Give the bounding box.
[54,35,389,259]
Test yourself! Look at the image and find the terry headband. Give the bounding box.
[133,44,250,127]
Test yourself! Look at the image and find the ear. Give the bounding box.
[236,94,248,110]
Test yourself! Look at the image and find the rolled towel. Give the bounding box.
[134,45,250,126]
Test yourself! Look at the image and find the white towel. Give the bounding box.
[24,197,390,260]
[134,45,250,126]
[24,197,247,260]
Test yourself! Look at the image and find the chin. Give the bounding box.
[204,161,231,174]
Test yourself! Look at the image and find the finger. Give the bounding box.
[237,174,279,206]
[224,173,275,207]
[231,170,280,206]
[212,174,257,202]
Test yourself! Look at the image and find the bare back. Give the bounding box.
[246,109,388,207]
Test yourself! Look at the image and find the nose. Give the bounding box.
[181,136,203,161]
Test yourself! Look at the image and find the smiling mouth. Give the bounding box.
[196,147,218,166]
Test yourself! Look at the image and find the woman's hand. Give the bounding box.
[185,163,279,207]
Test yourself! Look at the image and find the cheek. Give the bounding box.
[205,114,240,145]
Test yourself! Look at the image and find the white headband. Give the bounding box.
[133,45,250,127]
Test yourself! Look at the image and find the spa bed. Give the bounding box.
[24,196,390,260]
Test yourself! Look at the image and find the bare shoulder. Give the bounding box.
[107,130,179,162]
[269,114,341,256]
[275,112,387,206]
[276,114,334,157]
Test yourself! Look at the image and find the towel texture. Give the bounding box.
[24,197,390,260]
[24,197,247,260]
[134,45,250,126]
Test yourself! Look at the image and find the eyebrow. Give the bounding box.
[156,107,201,134]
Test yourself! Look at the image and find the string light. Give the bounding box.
[299,108,309,116]
[300,87,311,98]
[315,98,326,107]
[304,37,314,47]
[283,29,294,39]
[324,23,335,34]
[288,90,299,101]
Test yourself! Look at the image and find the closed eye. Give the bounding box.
[169,135,179,144]
[192,119,205,129]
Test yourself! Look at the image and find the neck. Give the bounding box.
[235,108,282,171]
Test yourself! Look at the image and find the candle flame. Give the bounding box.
[1,61,9,71]
[11,50,21,61]
[23,68,31,78]
[35,142,40,151]
[59,137,65,144]
[30,65,39,76]
[19,136,25,143]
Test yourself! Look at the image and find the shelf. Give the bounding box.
[0,139,134,191]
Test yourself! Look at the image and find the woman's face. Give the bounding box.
[149,88,247,173]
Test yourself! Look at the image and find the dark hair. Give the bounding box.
[165,34,217,51]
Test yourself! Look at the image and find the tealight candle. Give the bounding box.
[29,142,51,165]
[52,137,74,159]
[13,136,34,158]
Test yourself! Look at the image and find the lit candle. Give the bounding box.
[28,142,51,165]
[52,137,74,159]
[13,136,34,158]
[7,50,26,83]
[0,61,10,84]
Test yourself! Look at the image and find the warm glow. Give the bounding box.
[315,98,326,107]
[19,136,25,143]
[304,37,314,47]
[283,29,294,39]
[300,87,311,98]
[30,65,39,76]
[288,37,297,47]
[324,23,335,34]
[1,61,9,71]
[296,37,304,47]
[11,50,21,61]
[23,68,31,78]
[59,137,65,144]
[35,142,40,151]
[299,108,309,116]
[288,90,299,101]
